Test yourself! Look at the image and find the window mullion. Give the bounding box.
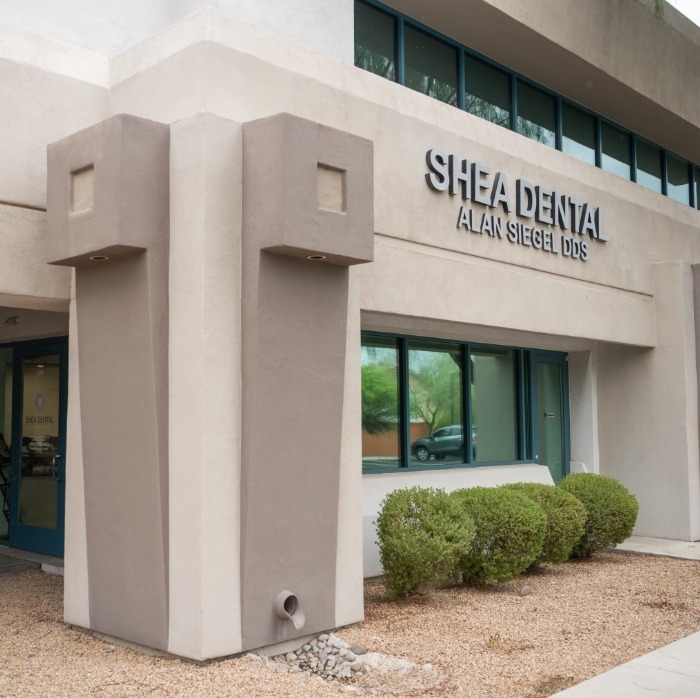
[398,337,410,467]
[517,350,528,460]
[396,16,405,85]
[462,344,472,464]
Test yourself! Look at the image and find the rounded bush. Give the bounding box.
[559,473,639,558]
[376,486,476,599]
[504,482,587,565]
[450,487,547,585]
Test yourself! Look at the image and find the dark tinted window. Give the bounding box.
[354,1,397,81]
[562,103,596,165]
[517,81,556,147]
[636,140,662,193]
[667,155,690,204]
[601,123,631,179]
[404,25,458,106]
[465,56,510,128]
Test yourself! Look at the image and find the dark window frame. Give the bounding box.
[354,0,699,212]
[361,331,568,474]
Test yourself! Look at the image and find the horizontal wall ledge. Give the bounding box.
[356,237,656,349]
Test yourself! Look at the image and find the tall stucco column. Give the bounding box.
[47,114,171,650]
[596,261,700,541]
[167,113,243,660]
[568,350,600,475]
[240,113,373,651]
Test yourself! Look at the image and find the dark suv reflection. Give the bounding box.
[411,425,476,462]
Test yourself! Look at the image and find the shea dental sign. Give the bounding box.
[425,148,609,261]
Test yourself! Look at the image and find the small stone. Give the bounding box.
[345,651,357,662]
[330,635,348,649]
[302,644,311,652]
[317,641,326,650]
[351,662,363,672]
[27,652,36,659]
[519,585,532,597]
[422,663,433,672]
[339,648,348,658]
[318,633,329,641]
[285,652,296,661]
[350,643,367,655]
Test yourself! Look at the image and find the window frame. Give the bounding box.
[361,331,568,474]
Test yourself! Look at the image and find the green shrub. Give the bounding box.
[504,482,587,565]
[376,486,476,599]
[559,473,639,558]
[451,487,547,585]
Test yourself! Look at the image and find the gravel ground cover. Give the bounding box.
[1,552,699,697]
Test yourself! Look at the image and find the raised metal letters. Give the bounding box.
[426,147,610,262]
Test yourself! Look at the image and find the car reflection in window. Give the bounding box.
[411,425,477,462]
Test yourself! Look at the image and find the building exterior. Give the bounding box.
[0,0,698,661]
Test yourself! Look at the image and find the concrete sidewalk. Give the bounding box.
[553,536,700,697]
[0,545,63,575]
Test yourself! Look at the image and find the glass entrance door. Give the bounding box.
[8,340,67,557]
[531,353,569,483]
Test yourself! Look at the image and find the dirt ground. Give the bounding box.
[1,552,699,697]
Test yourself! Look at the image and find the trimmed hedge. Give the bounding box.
[376,486,476,599]
[504,482,587,565]
[559,473,639,558]
[451,487,547,585]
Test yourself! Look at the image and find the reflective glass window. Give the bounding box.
[516,81,556,147]
[471,348,518,463]
[361,336,401,470]
[0,348,11,541]
[407,341,463,466]
[636,140,662,193]
[601,123,631,179]
[562,103,596,166]
[354,0,397,81]
[404,25,458,106]
[667,155,690,204]
[465,56,510,128]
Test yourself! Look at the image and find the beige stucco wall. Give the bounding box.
[596,263,700,541]
[0,25,107,311]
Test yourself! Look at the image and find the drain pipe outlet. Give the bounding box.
[274,590,306,630]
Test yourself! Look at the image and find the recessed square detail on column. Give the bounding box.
[47,114,170,267]
[317,164,345,214]
[243,113,374,266]
[71,166,95,213]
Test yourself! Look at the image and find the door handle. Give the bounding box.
[51,454,64,483]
